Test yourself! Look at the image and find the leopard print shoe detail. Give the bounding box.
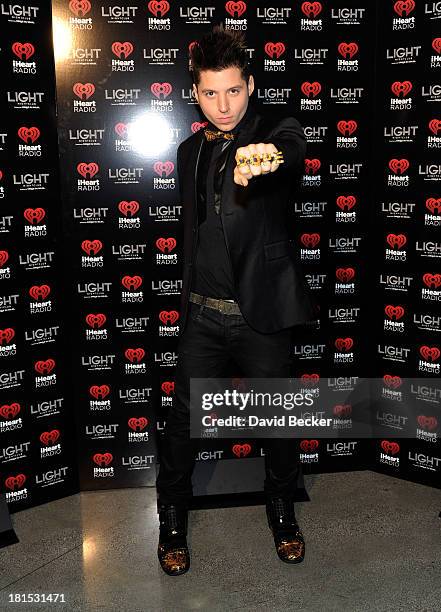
[274,530,305,564]
[158,543,190,576]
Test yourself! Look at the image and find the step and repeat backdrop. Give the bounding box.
[1,0,439,513]
[0,1,80,513]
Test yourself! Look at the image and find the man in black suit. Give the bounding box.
[156,24,318,576]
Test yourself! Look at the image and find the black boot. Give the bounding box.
[266,496,305,564]
[157,504,190,576]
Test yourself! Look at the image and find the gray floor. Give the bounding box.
[0,471,440,612]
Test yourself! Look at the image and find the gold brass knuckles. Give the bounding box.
[236,151,284,168]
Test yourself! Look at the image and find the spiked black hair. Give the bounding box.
[190,23,250,86]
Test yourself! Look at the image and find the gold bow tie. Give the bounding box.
[204,128,236,142]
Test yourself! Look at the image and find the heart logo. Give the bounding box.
[422,273,441,289]
[24,208,45,224]
[225,1,247,17]
[300,81,321,97]
[428,120,441,136]
[300,373,320,385]
[5,474,26,490]
[0,402,21,419]
[386,233,407,249]
[337,120,357,136]
[425,198,441,214]
[150,82,172,99]
[90,385,110,399]
[264,42,286,59]
[161,381,175,395]
[0,251,9,267]
[111,42,134,59]
[81,239,102,256]
[432,38,441,54]
[93,452,113,466]
[156,237,176,253]
[419,346,440,362]
[128,417,148,431]
[384,305,405,320]
[381,440,399,455]
[40,430,60,445]
[232,443,252,457]
[18,127,40,143]
[388,158,409,174]
[301,1,322,18]
[383,375,402,389]
[393,0,415,17]
[118,200,140,216]
[391,80,412,97]
[12,42,34,60]
[153,161,174,177]
[159,310,179,325]
[304,158,321,174]
[29,285,51,300]
[85,313,106,328]
[121,275,143,290]
[335,337,353,352]
[333,404,352,417]
[77,162,99,179]
[300,439,319,452]
[417,415,437,431]
[69,0,91,17]
[73,82,95,100]
[300,233,320,248]
[34,359,55,374]
[114,123,129,139]
[337,42,358,59]
[0,328,15,345]
[125,348,145,363]
[147,0,170,17]
[336,267,355,282]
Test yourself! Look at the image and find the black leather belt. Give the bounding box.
[189,291,242,315]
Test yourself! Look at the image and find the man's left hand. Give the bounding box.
[234,142,281,187]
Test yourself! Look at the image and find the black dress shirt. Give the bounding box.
[190,104,255,300]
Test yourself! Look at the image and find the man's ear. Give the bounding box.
[192,83,199,104]
[247,75,255,97]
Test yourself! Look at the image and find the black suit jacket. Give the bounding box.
[176,109,319,335]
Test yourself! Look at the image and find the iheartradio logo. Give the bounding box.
[81,239,102,256]
[161,381,175,395]
[29,285,51,300]
[301,82,321,97]
[191,121,208,133]
[151,82,172,99]
[34,359,55,374]
[69,0,91,17]
[391,81,412,97]
[333,404,352,417]
[114,123,131,139]
[232,443,252,457]
[5,474,26,491]
[111,42,133,59]
[73,83,95,100]
[383,374,402,389]
[86,313,106,328]
[428,120,441,136]
[24,208,45,224]
[153,161,174,177]
[301,1,322,18]
[77,162,99,179]
[90,384,110,399]
[147,0,170,17]
[419,346,440,362]
[0,328,15,345]
[388,158,409,174]
[93,452,113,467]
[337,121,357,136]
[381,440,399,455]
[301,233,320,248]
[118,200,140,216]
[128,417,148,431]
[393,0,415,17]
[336,195,357,210]
[417,415,438,431]
[433,38,441,55]
[0,250,9,267]
[18,127,40,144]
[426,198,441,214]
[300,373,320,385]
[159,310,179,325]
[384,305,405,320]
[305,159,321,174]
[335,337,353,352]
[0,402,21,419]
[264,42,285,59]
[300,439,319,452]
[121,275,143,290]
[338,42,358,59]
[423,273,441,289]
[386,233,407,249]
[226,1,247,17]
[156,237,176,253]
[12,42,35,60]
[40,430,60,445]
[125,348,145,363]
[336,267,355,282]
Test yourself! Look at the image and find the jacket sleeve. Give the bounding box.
[260,116,306,177]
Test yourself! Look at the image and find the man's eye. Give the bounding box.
[205,92,214,97]
[230,89,239,94]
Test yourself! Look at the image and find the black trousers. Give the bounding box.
[156,300,303,510]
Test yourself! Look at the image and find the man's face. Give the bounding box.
[192,66,254,131]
